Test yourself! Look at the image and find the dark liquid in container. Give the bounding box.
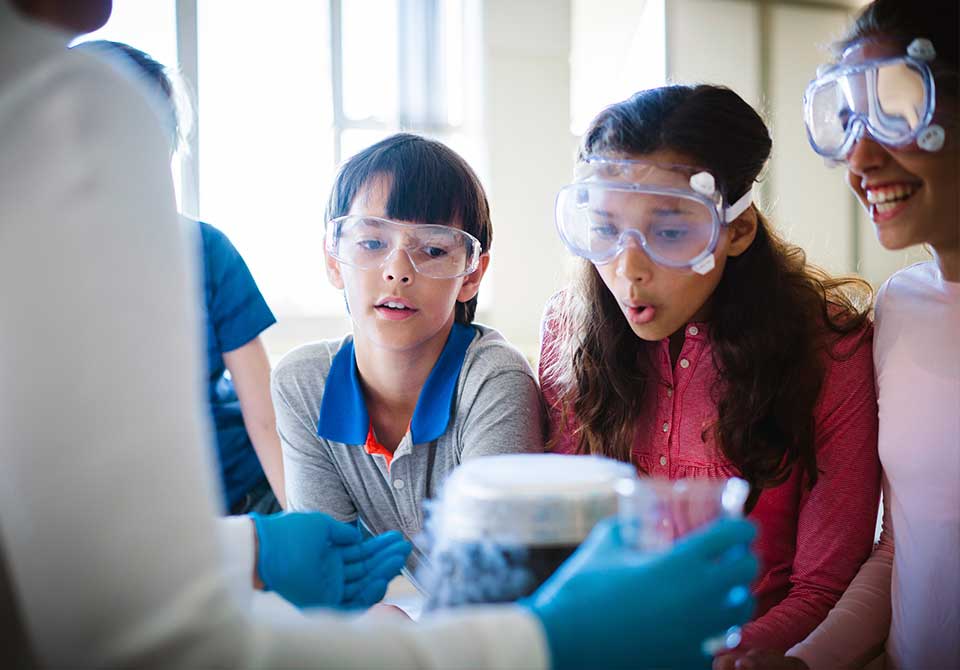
[424,542,579,610]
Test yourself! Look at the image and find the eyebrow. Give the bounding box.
[652,206,689,215]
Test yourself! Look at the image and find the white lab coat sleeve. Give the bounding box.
[0,44,549,670]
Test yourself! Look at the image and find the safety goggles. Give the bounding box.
[325,215,481,279]
[555,158,753,275]
[803,37,945,160]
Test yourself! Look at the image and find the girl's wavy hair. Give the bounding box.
[544,85,872,511]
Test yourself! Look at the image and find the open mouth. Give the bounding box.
[865,182,920,220]
[374,298,418,319]
[625,303,657,326]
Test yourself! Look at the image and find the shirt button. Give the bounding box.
[659,455,667,466]
[662,422,669,432]
[393,479,405,491]
[688,326,699,336]
[666,387,673,397]
[679,358,690,369]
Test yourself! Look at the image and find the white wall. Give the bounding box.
[479,0,576,357]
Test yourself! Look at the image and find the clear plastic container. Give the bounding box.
[617,476,751,654]
[417,454,636,610]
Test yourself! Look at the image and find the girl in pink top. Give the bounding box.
[539,84,882,656]
[734,1,960,669]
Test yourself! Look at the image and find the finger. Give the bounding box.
[342,543,411,583]
[341,531,407,561]
[342,538,411,573]
[343,578,391,609]
[705,547,759,589]
[672,518,756,562]
[343,548,409,587]
[365,551,409,581]
[343,542,411,584]
[565,517,622,566]
[725,591,756,629]
[326,518,363,545]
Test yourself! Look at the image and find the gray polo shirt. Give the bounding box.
[273,322,545,567]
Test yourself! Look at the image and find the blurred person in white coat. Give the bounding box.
[0,2,760,668]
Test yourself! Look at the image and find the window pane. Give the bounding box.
[441,0,464,127]
[341,0,399,123]
[197,1,338,317]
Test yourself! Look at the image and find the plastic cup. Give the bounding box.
[616,477,751,655]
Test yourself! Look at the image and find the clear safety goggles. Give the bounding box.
[325,215,482,279]
[555,158,753,275]
[803,37,945,160]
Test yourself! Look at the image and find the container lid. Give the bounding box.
[433,454,635,545]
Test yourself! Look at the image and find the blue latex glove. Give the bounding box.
[251,512,412,609]
[525,517,758,670]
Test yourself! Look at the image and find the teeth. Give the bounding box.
[876,201,903,213]
[866,184,918,204]
[382,301,408,310]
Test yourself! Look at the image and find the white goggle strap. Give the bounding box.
[724,185,754,223]
[687,174,754,276]
[691,188,753,276]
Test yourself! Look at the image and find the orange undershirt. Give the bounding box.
[363,421,410,471]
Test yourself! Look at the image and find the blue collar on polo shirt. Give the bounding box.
[317,322,477,445]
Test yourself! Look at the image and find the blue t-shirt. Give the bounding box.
[198,221,276,510]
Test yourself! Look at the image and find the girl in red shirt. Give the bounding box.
[539,84,881,653]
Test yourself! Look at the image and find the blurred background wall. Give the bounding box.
[77,0,926,361]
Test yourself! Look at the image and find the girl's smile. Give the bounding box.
[863,180,922,222]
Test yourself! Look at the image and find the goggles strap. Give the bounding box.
[723,185,754,223]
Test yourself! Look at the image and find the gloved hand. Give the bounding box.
[251,511,412,610]
[524,517,758,670]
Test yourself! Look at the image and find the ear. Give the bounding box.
[325,249,345,289]
[456,253,490,303]
[726,206,759,257]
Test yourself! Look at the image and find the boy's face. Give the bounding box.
[325,175,489,353]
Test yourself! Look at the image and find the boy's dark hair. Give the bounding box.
[325,133,492,324]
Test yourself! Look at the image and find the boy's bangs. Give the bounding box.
[382,156,466,228]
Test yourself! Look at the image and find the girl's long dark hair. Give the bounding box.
[544,85,872,510]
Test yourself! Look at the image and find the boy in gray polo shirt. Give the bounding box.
[273,134,544,567]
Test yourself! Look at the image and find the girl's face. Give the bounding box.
[842,39,959,251]
[592,149,758,342]
[325,175,488,354]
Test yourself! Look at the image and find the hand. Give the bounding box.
[525,517,758,670]
[714,650,810,670]
[252,512,411,609]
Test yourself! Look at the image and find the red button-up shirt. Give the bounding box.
[539,313,881,652]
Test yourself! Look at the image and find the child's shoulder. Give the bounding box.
[272,335,353,390]
[462,323,536,379]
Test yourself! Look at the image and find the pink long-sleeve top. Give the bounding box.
[788,262,960,670]
[538,306,882,652]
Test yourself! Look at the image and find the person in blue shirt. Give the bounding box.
[75,40,285,514]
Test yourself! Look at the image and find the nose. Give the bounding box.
[614,234,654,283]
[382,247,415,284]
[845,131,888,178]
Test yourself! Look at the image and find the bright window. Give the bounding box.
[78,0,482,319]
